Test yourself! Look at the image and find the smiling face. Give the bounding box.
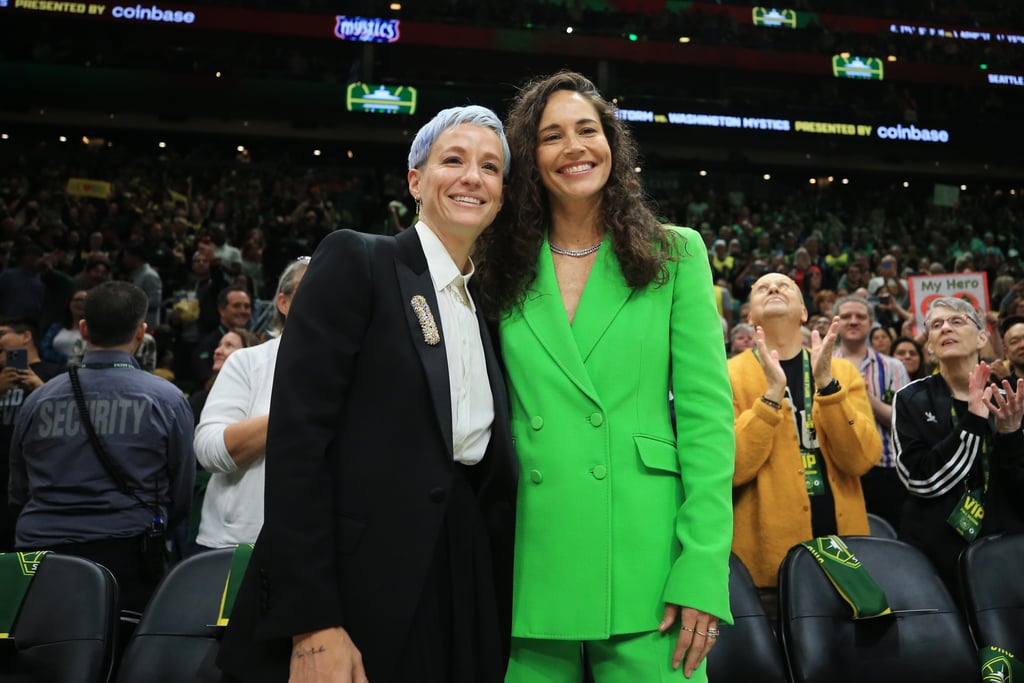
[749,273,806,327]
[220,290,252,328]
[1004,322,1024,370]
[893,340,921,375]
[408,123,504,250]
[212,331,244,371]
[534,90,612,209]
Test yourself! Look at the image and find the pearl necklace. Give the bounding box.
[550,242,602,257]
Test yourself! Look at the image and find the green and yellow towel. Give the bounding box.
[216,544,254,627]
[0,551,49,638]
[800,536,891,619]
[982,645,1023,682]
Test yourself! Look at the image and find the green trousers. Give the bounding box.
[506,629,707,683]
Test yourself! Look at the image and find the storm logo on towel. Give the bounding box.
[820,536,861,568]
[34,398,148,437]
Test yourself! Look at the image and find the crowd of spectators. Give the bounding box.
[2,87,1024,675]
[0,137,413,393]
[666,177,1023,375]
[2,133,1022,397]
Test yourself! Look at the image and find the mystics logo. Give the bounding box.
[334,16,399,43]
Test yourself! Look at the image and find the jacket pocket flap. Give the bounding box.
[634,434,680,474]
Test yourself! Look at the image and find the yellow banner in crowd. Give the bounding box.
[65,178,112,199]
[168,188,190,209]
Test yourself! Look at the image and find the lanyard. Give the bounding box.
[950,402,990,493]
[79,363,136,370]
[801,349,815,434]
[947,401,990,541]
[752,347,815,434]
[754,348,824,496]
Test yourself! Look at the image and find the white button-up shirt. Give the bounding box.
[414,222,493,464]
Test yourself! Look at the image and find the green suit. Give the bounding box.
[500,226,735,644]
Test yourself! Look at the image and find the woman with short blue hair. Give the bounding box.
[218,104,519,683]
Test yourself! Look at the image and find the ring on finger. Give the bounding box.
[680,625,694,633]
[706,628,720,639]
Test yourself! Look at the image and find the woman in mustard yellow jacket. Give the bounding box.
[476,71,734,683]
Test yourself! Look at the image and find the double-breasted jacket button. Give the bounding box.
[529,469,543,484]
[591,465,607,480]
[589,412,604,427]
[531,416,544,430]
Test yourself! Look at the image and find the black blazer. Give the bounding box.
[217,228,518,682]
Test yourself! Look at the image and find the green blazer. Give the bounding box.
[500,225,735,639]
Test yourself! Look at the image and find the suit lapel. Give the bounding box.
[570,236,632,363]
[394,228,454,459]
[519,236,599,402]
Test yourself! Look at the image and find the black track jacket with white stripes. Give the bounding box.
[892,373,1024,589]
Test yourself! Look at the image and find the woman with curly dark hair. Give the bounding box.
[476,71,734,682]
[476,74,675,316]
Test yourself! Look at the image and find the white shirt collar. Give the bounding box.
[414,222,476,305]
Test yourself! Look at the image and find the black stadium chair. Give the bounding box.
[778,536,977,683]
[960,532,1024,653]
[115,548,236,683]
[866,512,898,540]
[706,553,788,683]
[0,553,118,683]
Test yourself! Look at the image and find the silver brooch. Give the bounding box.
[411,295,440,346]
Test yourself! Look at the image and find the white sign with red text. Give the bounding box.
[908,272,989,334]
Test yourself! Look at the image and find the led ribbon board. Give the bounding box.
[346,83,417,114]
[614,109,950,143]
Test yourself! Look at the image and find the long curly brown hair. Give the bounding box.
[475,70,675,318]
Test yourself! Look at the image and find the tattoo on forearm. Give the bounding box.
[293,645,326,659]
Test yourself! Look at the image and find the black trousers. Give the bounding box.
[862,465,908,530]
[395,462,503,683]
[221,463,505,683]
[46,534,162,614]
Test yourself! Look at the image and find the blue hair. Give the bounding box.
[407,105,510,178]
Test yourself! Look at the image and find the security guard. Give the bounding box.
[9,281,194,612]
